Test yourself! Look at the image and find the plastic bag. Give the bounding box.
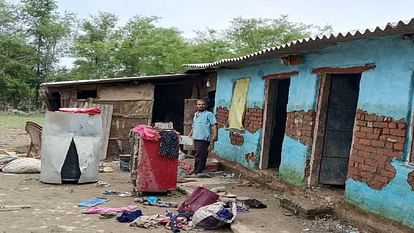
[192,202,237,229]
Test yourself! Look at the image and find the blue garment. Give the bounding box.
[78,197,108,208]
[192,110,217,141]
[117,210,143,222]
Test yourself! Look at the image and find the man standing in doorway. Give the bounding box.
[188,98,218,175]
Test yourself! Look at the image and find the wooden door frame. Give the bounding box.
[259,71,298,169]
[307,74,331,186]
[260,79,277,169]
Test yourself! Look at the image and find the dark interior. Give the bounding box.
[268,78,291,169]
[152,82,193,134]
[319,73,361,185]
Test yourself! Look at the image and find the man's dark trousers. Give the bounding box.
[193,139,210,174]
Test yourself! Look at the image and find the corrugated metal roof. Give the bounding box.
[40,73,199,87]
[184,18,414,69]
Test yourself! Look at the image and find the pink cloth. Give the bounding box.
[82,205,138,214]
[132,124,160,141]
[59,108,101,115]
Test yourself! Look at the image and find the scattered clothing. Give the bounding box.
[78,197,108,208]
[165,211,193,232]
[178,161,193,175]
[135,196,178,208]
[130,214,164,229]
[192,202,237,229]
[132,124,160,141]
[159,131,179,159]
[82,205,138,215]
[117,210,143,223]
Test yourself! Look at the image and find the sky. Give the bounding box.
[8,0,414,67]
[50,0,414,38]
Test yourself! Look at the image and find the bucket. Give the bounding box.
[119,154,131,172]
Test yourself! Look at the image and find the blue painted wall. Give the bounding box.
[345,160,414,228]
[214,35,414,228]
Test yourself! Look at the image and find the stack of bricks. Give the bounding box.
[244,107,264,133]
[216,106,229,128]
[230,131,244,145]
[348,110,406,190]
[285,111,316,145]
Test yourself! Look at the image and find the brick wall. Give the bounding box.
[408,171,414,191]
[244,107,264,133]
[230,131,244,145]
[348,110,406,190]
[285,111,316,145]
[216,106,229,128]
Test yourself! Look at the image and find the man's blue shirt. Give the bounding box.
[192,110,217,141]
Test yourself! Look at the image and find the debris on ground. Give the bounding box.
[0,205,31,212]
[78,197,109,208]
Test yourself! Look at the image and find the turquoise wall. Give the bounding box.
[345,160,414,228]
[214,35,414,228]
[279,136,310,185]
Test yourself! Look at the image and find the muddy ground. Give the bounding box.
[0,128,370,233]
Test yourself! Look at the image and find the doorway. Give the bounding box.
[319,73,361,185]
[268,78,291,169]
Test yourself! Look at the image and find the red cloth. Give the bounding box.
[59,108,101,115]
[131,124,160,141]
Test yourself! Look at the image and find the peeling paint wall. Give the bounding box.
[214,35,414,228]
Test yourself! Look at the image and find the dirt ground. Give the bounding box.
[0,128,30,152]
[0,128,370,233]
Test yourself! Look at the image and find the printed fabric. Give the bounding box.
[159,131,179,159]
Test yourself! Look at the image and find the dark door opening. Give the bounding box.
[319,73,361,185]
[152,83,193,134]
[268,78,291,169]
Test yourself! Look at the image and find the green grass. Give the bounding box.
[0,112,45,129]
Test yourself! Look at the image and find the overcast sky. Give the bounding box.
[50,0,414,38]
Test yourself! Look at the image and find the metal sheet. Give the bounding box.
[184,18,414,69]
[40,111,103,184]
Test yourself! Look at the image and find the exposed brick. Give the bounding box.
[408,171,414,191]
[361,127,373,133]
[230,131,244,146]
[216,106,229,128]
[285,111,316,145]
[348,110,404,190]
[371,140,385,148]
[388,122,397,129]
[394,143,404,151]
[390,129,406,137]
[373,122,388,128]
[244,107,263,133]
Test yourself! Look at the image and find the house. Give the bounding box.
[185,19,414,229]
[40,71,217,159]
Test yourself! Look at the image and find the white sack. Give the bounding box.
[2,158,41,173]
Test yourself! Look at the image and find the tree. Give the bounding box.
[225,15,331,56]
[116,16,189,76]
[0,0,36,109]
[188,28,233,63]
[21,0,72,87]
[71,12,120,79]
